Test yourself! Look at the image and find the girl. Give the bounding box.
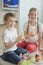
[24,7,43,52]
[17,8,43,53]
[2,12,30,65]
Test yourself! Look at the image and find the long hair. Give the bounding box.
[26,8,39,34]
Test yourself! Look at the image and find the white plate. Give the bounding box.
[33,60,43,64]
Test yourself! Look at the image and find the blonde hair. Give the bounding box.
[4,12,18,24]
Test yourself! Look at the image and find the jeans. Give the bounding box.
[3,47,30,64]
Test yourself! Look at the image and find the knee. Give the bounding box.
[26,44,37,53]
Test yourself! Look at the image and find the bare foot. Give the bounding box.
[22,54,31,60]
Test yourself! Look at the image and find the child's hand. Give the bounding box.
[17,35,23,42]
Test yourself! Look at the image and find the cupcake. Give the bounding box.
[30,32,34,36]
[35,54,42,62]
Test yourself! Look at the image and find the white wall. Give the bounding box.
[41,0,43,23]
[19,0,42,34]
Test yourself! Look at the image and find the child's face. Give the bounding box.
[29,10,38,22]
[6,17,16,27]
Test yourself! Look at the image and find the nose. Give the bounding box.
[32,15,35,18]
[32,15,36,19]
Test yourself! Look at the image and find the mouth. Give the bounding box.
[31,18,37,21]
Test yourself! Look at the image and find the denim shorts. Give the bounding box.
[3,47,30,64]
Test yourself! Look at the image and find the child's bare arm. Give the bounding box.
[24,31,30,39]
[4,35,22,49]
[38,32,42,50]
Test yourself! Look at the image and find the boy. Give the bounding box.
[2,12,30,65]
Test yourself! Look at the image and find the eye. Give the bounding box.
[30,13,33,16]
[35,14,36,16]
